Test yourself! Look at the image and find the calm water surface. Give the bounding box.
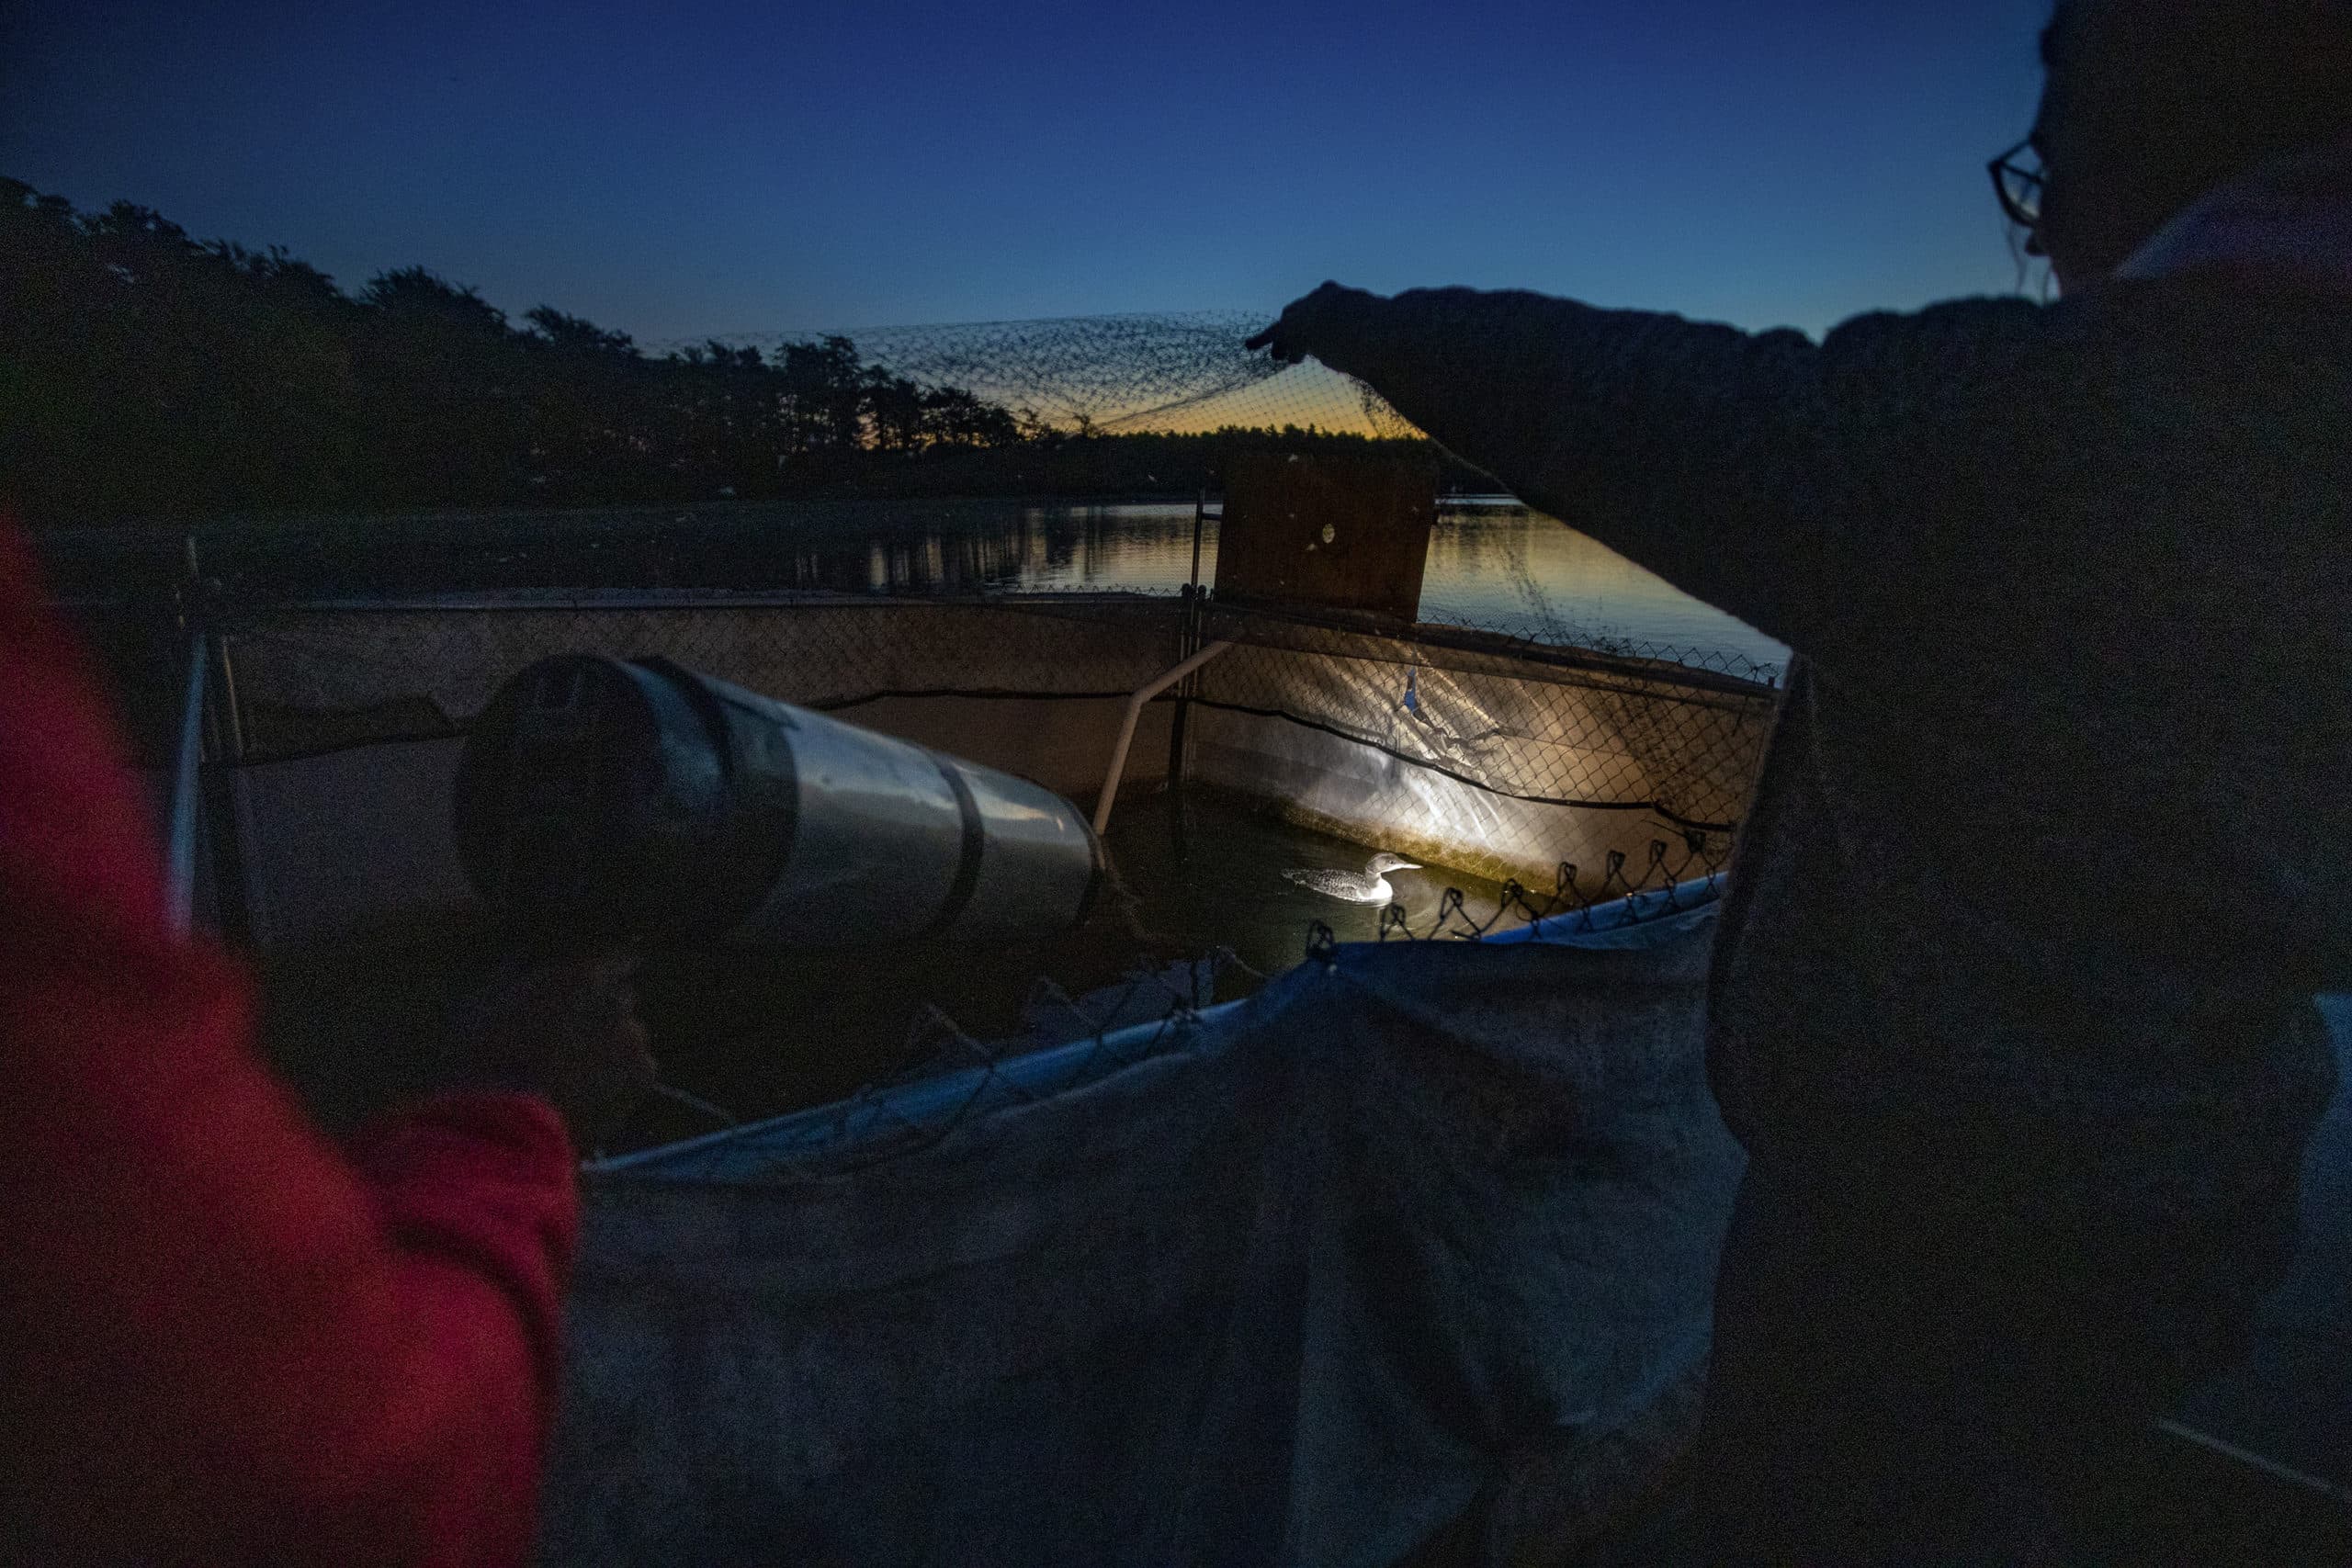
[798,498,1788,671]
[80,495,1784,672]
[264,787,1514,1150]
[615,789,1521,1147]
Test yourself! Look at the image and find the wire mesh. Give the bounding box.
[1363,838,1727,945]
[216,589,1774,899]
[677,310,1419,439]
[1192,607,1772,829]
[209,581,1776,900]
[222,594,1188,761]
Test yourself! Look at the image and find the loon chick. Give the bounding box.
[1282,852,1422,905]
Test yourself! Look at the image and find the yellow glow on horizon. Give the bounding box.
[1091,361,1423,440]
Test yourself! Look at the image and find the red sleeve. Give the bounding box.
[0,521,581,1568]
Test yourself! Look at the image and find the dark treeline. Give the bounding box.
[2,181,1478,525]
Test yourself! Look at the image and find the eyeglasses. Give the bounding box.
[1989,138,2044,230]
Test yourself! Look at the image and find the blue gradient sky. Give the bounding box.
[2,0,2053,344]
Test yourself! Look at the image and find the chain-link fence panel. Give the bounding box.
[217,590,1773,900]
[1181,604,1777,891]
[224,594,1188,761]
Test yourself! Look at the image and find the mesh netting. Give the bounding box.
[1193,610,1771,835]
[674,310,1420,438]
[213,592,1774,897]
[222,597,1184,758]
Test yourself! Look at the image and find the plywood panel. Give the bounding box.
[1215,451,1438,622]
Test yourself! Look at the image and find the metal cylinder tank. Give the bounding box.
[454,655,1104,948]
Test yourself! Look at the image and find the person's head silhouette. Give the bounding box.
[2014,0,2352,288]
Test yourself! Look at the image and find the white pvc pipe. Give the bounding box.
[1092,640,1233,836]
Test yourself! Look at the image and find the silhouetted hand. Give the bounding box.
[1245,281,1385,376]
[447,951,657,1148]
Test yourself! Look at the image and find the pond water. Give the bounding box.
[51,496,1788,675]
[1097,784,1525,969]
[257,786,1527,1153]
[756,498,1789,671]
[624,786,1524,1150]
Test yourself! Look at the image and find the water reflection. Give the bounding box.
[786,499,1786,671]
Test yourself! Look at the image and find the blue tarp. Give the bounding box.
[537,892,2352,1564]
[540,896,1744,1566]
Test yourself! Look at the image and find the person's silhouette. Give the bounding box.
[1254,1,2350,1556]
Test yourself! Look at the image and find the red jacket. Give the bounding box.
[0,522,581,1566]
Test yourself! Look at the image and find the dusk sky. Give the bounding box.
[3,0,2054,345]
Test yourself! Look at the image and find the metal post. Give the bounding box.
[1094,641,1234,836]
[199,633,254,945]
[1166,492,1214,792]
[163,528,218,935]
[212,635,246,762]
[1164,614,1194,795]
[1188,489,1206,593]
[164,629,208,934]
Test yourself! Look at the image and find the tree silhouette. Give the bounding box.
[0,178,1453,525]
